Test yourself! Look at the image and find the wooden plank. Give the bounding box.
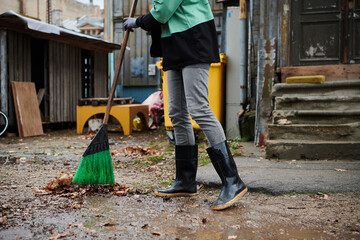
[18,33,23,82]
[75,47,80,121]
[24,35,31,82]
[44,41,49,122]
[69,45,74,121]
[11,82,43,137]
[56,42,61,122]
[14,32,19,81]
[281,64,360,83]
[64,44,69,121]
[7,31,14,84]
[49,41,54,122]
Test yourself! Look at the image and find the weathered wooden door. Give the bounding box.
[291,0,360,65]
[349,0,360,63]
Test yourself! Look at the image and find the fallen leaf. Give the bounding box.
[84,228,97,235]
[152,232,161,236]
[100,220,118,227]
[202,218,207,224]
[141,224,148,229]
[228,236,237,239]
[334,168,346,172]
[33,188,50,195]
[88,208,99,212]
[67,223,84,229]
[1,216,8,224]
[49,233,67,239]
[189,204,199,208]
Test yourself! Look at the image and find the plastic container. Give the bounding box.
[156,54,227,131]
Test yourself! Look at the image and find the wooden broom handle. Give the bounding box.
[103,0,138,124]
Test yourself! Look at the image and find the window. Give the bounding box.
[81,50,94,98]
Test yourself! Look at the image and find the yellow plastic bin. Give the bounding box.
[156,54,227,132]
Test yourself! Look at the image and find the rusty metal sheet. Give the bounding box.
[255,38,276,146]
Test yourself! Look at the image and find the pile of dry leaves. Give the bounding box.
[34,173,130,199]
[111,146,160,159]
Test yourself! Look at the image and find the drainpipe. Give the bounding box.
[247,0,253,107]
[239,0,247,107]
[106,0,115,96]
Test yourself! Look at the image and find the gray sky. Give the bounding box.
[75,0,104,9]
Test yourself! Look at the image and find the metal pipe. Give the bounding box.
[239,0,247,107]
[247,0,253,107]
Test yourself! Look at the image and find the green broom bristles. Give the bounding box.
[72,149,115,184]
[72,124,115,185]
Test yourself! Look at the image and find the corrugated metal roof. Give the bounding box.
[0,11,120,52]
[62,19,80,32]
[77,18,104,28]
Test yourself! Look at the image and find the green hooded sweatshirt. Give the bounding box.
[150,0,214,38]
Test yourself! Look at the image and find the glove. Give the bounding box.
[123,18,138,31]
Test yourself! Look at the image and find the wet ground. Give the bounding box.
[0,128,359,239]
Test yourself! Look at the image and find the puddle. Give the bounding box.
[76,195,333,239]
[0,227,33,239]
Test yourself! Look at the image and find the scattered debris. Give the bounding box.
[111,146,160,159]
[277,119,292,125]
[34,173,130,199]
[334,168,346,172]
[99,220,119,227]
[49,233,68,239]
[0,216,8,224]
[84,228,97,235]
[67,223,84,229]
[80,132,95,140]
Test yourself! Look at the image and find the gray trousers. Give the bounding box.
[167,63,226,147]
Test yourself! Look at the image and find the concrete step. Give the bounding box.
[272,80,360,97]
[268,122,360,141]
[273,110,360,124]
[275,96,360,111]
[266,140,360,160]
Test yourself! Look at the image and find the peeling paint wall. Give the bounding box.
[254,0,279,146]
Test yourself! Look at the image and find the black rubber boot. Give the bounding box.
[207,141,248,210]
[154,145,198,197]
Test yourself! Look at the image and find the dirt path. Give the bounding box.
[0,129,359,239]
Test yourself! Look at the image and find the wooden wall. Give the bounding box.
[49,41,108,123]
[7,31,32,83]
[49,41,82,123]
[6,31,32,128]
[2,30,110,129]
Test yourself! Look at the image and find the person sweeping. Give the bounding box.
[124,0,247,211]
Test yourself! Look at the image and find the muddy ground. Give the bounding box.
[0,128,359,239]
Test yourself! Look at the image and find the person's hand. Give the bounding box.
[123,18,138,31]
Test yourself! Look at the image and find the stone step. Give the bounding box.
[272,80,360,97]
[273,110,360,124]
[266,140,360,160]
[275,96,360,111]
[268,122,360,141]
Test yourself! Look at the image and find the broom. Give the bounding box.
[72,0,138,185]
